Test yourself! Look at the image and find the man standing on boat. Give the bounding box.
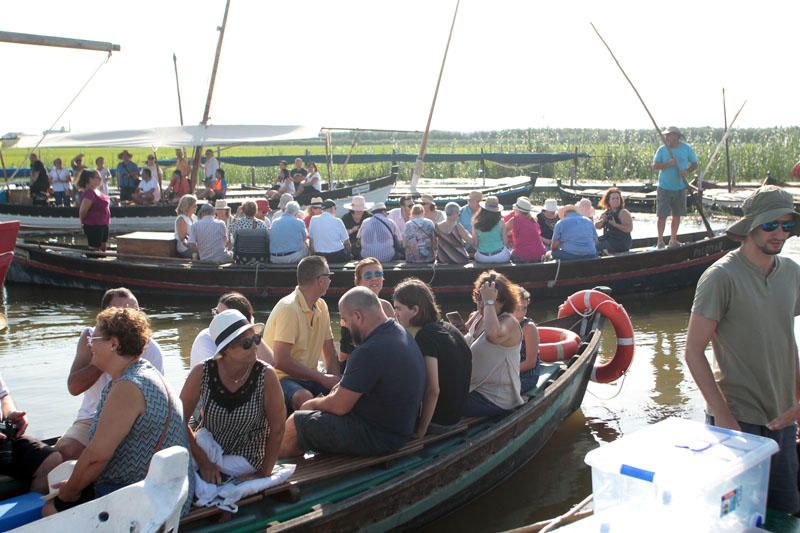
[264,256,340,413]
[116,150,140,203]
[685,186,800,513]
[652,126,697,249]
[202,149,220,188]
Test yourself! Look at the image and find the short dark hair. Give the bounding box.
[297,255,329,286]
[393,278,441,327]
[218,292,254,321]
[77,169,99,189]
[141,168,152,178]
[101,287,136,309]
[472,270,519,315]
[173,169,182,178]
[398,195,413,207]
[473,209,501,232]
[95,307,150,358]
[216,168,225,179]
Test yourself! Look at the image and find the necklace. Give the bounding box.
[219,359,253,384]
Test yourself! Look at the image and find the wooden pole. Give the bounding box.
[722,88,732,192]
[189,0,231,194]
[410,0,460,192]
[699,100,746,181]
[339,132,360,182]
[324,130,335,190]
[172,52,185,126]
[0,31,119,53]
[590,22,714,238]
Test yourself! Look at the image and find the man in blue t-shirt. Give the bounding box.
[652,126,698,249]
[279,287,425,457]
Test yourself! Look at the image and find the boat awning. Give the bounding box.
[213,152,591,167]
[9,124,321,149]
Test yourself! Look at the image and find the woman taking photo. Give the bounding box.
[78,169,111,252]
[174,194,198,259]
[596,187,633,254]
[462,271,524,417]
[181,309,285,486]
[472,196,510,263]
[43,307,193,516]
[393,278,471,438]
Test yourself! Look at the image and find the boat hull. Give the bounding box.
[8,231,737,300]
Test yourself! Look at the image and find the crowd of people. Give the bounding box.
[0,259,548,517]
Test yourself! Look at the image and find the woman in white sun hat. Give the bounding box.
[472,196,511,263]
[506,197,546,262]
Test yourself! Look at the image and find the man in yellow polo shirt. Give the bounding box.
[265,255,340,412]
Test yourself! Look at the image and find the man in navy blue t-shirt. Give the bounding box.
[279,287,425,457]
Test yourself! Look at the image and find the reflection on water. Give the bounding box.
[3,213,799,529]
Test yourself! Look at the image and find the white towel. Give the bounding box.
[192,429,296,512]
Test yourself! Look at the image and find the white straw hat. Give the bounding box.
[209,309,264,355]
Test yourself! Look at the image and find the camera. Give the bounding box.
[0,419,18,466]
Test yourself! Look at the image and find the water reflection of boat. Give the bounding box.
[8,231,737,300]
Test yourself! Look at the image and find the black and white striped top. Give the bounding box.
[199,359,268,469]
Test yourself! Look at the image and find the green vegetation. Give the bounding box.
[3,127,799,186]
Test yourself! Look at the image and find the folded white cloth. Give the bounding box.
[192,428,296,512]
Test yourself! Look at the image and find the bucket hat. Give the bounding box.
[369,202,387,213]
[661,126,683,139]
[544,198,559,213]
[513,197,533,213]
[480,196,501,212]
[727,186,800,239]
[209,309,264,355]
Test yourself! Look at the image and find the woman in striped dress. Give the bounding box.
[181,310,285,485]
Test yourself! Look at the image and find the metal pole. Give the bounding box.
[173,52,185,126]
[0,31,120,53]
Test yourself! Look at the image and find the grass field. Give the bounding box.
[3,127,798,186]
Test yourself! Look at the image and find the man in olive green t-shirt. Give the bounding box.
[685,186,800,513]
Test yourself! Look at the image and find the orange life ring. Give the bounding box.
[538,327,582,363]
[557,289,634,384]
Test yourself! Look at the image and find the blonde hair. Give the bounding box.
[176,194,197,215]
[411,204,425,217]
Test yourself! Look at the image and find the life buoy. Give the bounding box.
[792,160,800,180]
[557,289,634,384]
[538,327,582,363]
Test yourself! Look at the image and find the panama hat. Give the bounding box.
[209,309,264,355]
[214,199,229,210]
[480,196,501,212]
[344,195,372,211]
[544,198,559,213]
[419,194,435,205]
[369,202,387,213]
[310,196,324,207]
[513,197,533,213]
[321,199,337,209]
[726,185,800,239]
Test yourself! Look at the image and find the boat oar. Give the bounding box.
[590,23,715,238]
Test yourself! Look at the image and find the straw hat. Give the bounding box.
[576,198,595,219]
[214,199,229,211]
[558,204,578,219]
[419,194,435,205]
[310,197,324,207]
[369,202,387,213]
[544,198,559,213]
[278,193,294,209]
[209,309,264,355]
[661,126,683,139]
[468,190,483,202]
[727,186,800,239]
[513,197,533,214]
[344,195,372,212]
[480,196,501,212]
[321,199,337,210]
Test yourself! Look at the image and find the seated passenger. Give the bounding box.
[309,199,351,263]
[550,204,599,261]
[264,256,340,412]
[188,203,233,264]
[303,197,324,229]
[342,196,372,260]
[165,169,191,203]
[421,194,445,223]
[279,287,425,457]
[506,197,546,262]
[174,194,197,259]
[462,271,524,417]
[43,308,193,516]
[267,160,292,199]
[181,310,284,488]
[0,373,62,493]
[512,286,540,393]
[270,193,295,222]
[190,292,274,368]
[436,201,473,264]
[132,168,161,205]
[596,187,633,254]
[404,204,436,263]
[199,168,227,201]
[537,198,560,247]
[358,202,399,264]
[295,162,322,204]
[393,279,471,437]
[230,200,270,245]
[473,196,511,263]
[269,201,309,264]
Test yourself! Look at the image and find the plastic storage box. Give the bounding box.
[583,417,778,532]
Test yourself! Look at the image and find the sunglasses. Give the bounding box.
[759,220,797,233]
[362,271,383,281]
[235,333,262,350]
[88,335,108,345]
[318,272,334,279]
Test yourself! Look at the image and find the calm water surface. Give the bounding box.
[1,213,797,530]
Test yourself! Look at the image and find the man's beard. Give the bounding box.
[351,325,363,346]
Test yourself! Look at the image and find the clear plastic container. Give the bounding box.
[583,417,778,532]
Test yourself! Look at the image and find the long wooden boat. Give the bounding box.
[0,220,20,287]
[8,230,737,300]
[556,180,694,213]
[386,174,536,208]
[0,174,396,232]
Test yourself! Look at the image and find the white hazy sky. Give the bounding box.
[2,0,797,135]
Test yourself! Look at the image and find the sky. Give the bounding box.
[2,0,798,136]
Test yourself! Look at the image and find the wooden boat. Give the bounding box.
[386,174,536,208]
[556,179,694,213]
[0,174,396,232]
[8,230,737,300]
[0,220,20,287]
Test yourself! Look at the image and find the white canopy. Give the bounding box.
[10,124,320,149]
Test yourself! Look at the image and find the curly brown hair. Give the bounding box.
[95,307,151,358]
[393,278,441,327]
[472,270,520,315]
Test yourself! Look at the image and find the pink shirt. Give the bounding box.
[82,187,110,226]
[511,214,546,262]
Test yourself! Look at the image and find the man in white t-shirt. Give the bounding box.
[133,168,161,205]
[55,288,164,461]
[309,199,351,263]
[203,149,220,187]
[95,156,111,196]
[49,158,72,207]
[388,195,413,236]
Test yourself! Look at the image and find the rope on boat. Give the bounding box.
[539,494,594,533]
[563,296,617,318]
[586,369,629,401]
[427,260,438,286]
[546,260,561,288]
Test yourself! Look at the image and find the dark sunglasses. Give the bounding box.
[362,271,383,280]
[235,333,262,350]
[759,220,797,233]
[318,272,334,279]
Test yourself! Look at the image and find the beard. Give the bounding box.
[351,325,364,346]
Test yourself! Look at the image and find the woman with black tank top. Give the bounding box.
[596,187,633,254]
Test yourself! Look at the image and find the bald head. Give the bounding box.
[339,286,386,345]
[339,286,381,315]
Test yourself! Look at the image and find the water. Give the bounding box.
[2,212,798,530]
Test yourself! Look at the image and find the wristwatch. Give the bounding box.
[485,299,495,306]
